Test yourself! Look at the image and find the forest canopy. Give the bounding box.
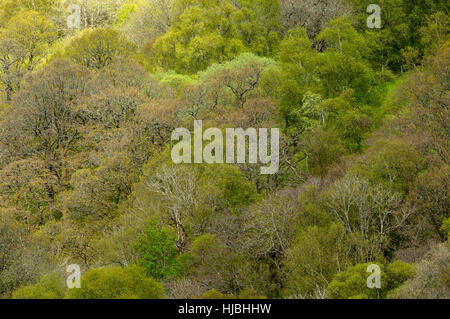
[0,0,448,299]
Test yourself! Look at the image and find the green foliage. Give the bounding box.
[317,17,369,59]
[295,185,332,228]
[181,233,247,294]
[151,0,281,73]
[65,266,165,299]
[4,10,57,68]
[441,218,450,240]
[385,261,414,291]
[328,263,383,299]
[0,0,61,25]
[284,223,354,297]
[136,221,181,279]
[114,3,137,28]
[351,139,420,192]
[156,71,195,92]
[351,0,449,70]
[275,28,317,129]
[296,127,345,177]
[278,27,312,64]
[61,28,137,69]
[201,164,259,208]
[12,273,65,299]
[0,9,57,100]
[420,11,450,53]
[0,0,448,300]
[327,261,412,299]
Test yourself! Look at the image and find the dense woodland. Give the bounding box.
[0,0,448,299]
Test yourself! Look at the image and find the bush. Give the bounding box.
[65,266,164,299]
[12,273,66,299]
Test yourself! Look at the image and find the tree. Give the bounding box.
[0,34,25,101]
[403,44,449,164]
[327,261,412,299]
[350,0,411,71]
[315,52,373,101]
[316,18,376,101]
[0,158,59,226]
[324,174,409,254]
[200,53,278,108]
[296,127,345,178]
[59,153,136,222]
[62,28,136,69]
[144,162,257,251]
[151,0,280,73]
[146,164,199,251]
[98,58,149,90]
[0,10,57,101]
[178,82,212,119]
[0,0,61,25]
[80,87,146,128]
[5,10,57,70]
[420,11,449,54]
[66,0,127,29]
[280,0,352,37]
[278,27,313,65]
[65,266,165,299]
[0,209,56,297]
[11,59,90,180]
[121,0,174,46]
[404,165,450,242]
[284,223,355,298]
[389,243,449,299]
[275,27,317,129]
[352,139,420,193]
[182,234,245,294]
[242,192,296,260]
[241,192,297,296]
[136,221,180,279]
[215,54,275,108]
[317,17,368,59]
[319,89,374,152]
[0,209,26,295]
[12,273,65,299]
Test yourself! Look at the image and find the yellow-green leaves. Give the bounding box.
[62,28,137,69]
